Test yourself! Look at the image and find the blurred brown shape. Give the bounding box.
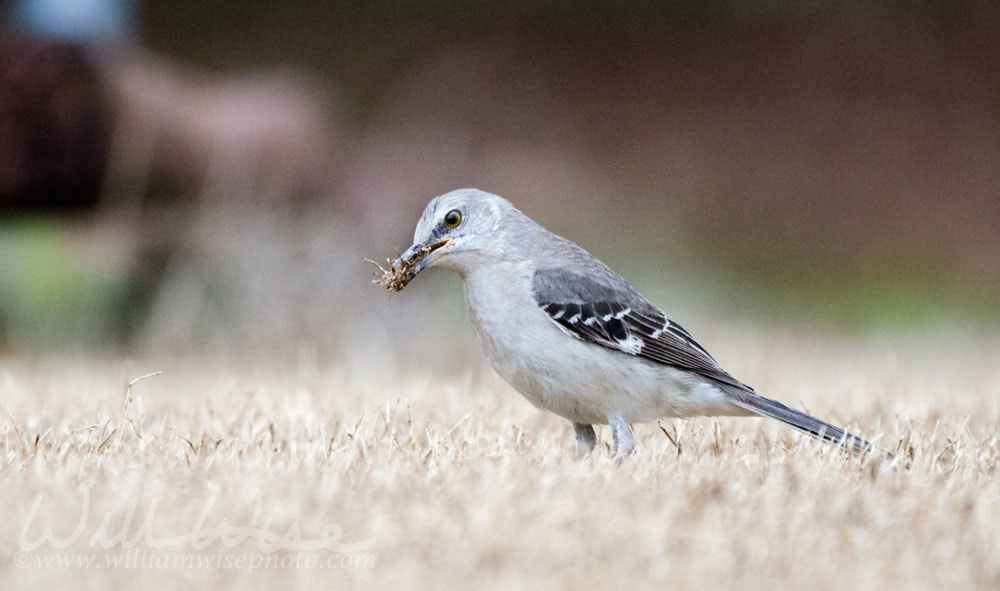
[88,47,345,348]
[0,33,111,211]
[96,47,340,217]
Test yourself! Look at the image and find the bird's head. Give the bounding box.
[394,188,511,278]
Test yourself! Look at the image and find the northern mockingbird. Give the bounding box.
[388,188,891,460]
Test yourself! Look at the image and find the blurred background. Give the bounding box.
[1,0,998,360]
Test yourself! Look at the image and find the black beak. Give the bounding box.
[393,237,451,274]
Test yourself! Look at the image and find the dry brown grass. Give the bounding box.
[1,332,998,589]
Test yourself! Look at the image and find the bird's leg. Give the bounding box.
[573,422,597,458]
[608,415,635,456]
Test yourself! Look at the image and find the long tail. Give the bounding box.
[724,387,896,462]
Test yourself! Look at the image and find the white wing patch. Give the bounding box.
[617,333,644,355]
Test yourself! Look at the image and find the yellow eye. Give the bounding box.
[444,209,462,228]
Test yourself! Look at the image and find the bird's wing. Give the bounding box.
[531,269,900,462]
[531,268,752,391]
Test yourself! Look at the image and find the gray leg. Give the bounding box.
[609,415,635,456]
[573,422,597,458]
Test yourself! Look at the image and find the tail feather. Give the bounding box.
[724,387,895,462]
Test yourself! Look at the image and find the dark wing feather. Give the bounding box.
[533,270,751,391]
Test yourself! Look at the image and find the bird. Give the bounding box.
[387,188,893,461]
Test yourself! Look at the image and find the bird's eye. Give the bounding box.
[444,209,462,228]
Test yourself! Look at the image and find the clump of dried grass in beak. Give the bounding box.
[367,238,451,292]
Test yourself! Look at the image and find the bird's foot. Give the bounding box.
[609,415,635,458]
[573,422,597,459]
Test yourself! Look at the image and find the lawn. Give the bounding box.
[0,331,997,589]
